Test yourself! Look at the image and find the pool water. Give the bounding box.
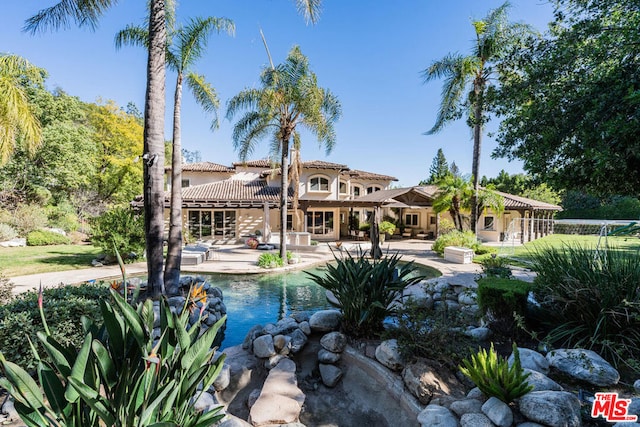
[203,262,439,350]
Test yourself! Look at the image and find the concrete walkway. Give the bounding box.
[8,239,482,294]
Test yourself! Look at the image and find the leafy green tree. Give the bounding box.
[420,148,449,185]
[116,13,234,290]
[449,161,461,178]
[493,0,640,196]
[422,2,534,233]
[0,54,44,166]
[433,175,473,231]
[227,46,341,259]
[522,183,561,206]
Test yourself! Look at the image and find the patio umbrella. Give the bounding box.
[369,207,382,259]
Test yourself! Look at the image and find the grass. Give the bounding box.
[475,234,640,265]
[0,244,102,277]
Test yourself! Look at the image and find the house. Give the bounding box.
[156,160,561,245]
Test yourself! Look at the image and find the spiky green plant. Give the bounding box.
[459,343,533,403]
[307,250,424,338]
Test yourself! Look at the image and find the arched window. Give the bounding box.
[309,175,330,192]
[339,181,348,195]
[366,185,381,194]
[351,185,362,197]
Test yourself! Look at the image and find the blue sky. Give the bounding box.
[2,1,555,187]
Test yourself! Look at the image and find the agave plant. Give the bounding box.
[307,250,424,338]
[0,266,226,426]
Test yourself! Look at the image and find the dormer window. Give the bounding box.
[309,175,330,192]
[366,185,381,194]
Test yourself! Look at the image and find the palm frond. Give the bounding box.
[177,16,235,71]
[226,89,263,120]
[294,0,323,25]
[114,24,148,50]
[24,0,118,34]
[185,72,220,130]
[231,111,273,161]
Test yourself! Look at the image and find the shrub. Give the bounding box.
[476,277,531,332]
[379,221,396,235]
[9,203,48,234]
[0,288,226,427]
[0,283,109,371]
[432,230,480,255]
[0,223,17,241]
[480,254,512,278]
[90,206,145,261]
[391,298,472,368]
[459,343,533,403]
[257,252,284,268]
[26,229,72,246]
[45,202,80,232]
[307,250,424,338]
[438,218,456,235]
[530,244,640,369]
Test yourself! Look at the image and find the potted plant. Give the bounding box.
[379,221,396,243]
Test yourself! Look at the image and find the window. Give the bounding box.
[405,214,419,226]
[483,216,495,231]
[181,179,190,188]
[306,211,334,235]
[309,176,329,192]
[429,216,436,225]
[287,214,293,231]
[188,210,212,238]
[366,186,381,194]
[351,185,362,197]
[214,211,237,238]
[339,181,348,194]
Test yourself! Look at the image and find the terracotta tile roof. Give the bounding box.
[232,159,276,168]
[419,185,561,211]
[302,160,349,170]
[341,169,398,181]
[178,179,292,206]
[165,162,234,172]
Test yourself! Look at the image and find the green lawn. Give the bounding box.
[499,234,640,264]
[0,244,102,277]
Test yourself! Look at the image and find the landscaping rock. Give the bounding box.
[518,391,582,427]
[509,348,550,375]
[289,328,308,354]
[417,404,459,427]
[375,339,404,371]
[460,413,495,427]
[464,326,492,341]
[318,348,341,364]
[546,348,620,386]
[308,310,342,332]
[242,324,263,350]
[635,379,640,393]
[273,317,299,335]
[523,368,563,392]
[402,358,465,405]
[249,359,305,426]
[320,331,347,353]
[193,391,218,413]
[319,363,343,387]
[450,398,483,417]
[253,334,276,358]
[212,363,231,391]
[217,414,253,427]
[273,334,291,354]
[299,320,311,335]
[482,397,513,427]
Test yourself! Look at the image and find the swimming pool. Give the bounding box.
[202,262,439,349]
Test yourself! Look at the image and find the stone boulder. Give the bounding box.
[320,331,347,353]
[249,359,305,426]
[319,363,343,387]
[417,404,459,427]
[508,348,550,375]
[253,334,276,358]
[375,339,404,371]
[318,349,341,364]
[401,358,465,405]
[481,397,513,427]
[450,398,483,417]
[460,413,494,427]
[546,348,619,386]
[309,310,342,332]
[523,368,563,392]
[518,391,582,427]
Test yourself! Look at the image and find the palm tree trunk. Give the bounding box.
[280,138,289,260]
[470,79,483,234]
[143,0,166,298]
[164,72,183,290]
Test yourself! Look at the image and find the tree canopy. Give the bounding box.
[493,0,640,197]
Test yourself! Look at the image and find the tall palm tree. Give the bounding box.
[26,0,168,297]
[227,46,341,259]
[422,2,533,234]
[116,15,235,290]
[0,54,43,166]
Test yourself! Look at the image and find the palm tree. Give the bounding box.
[26,0,168,297]
[432,174,473,232]
[226,46,341,260]
[0,54,44,166]
[116,16,234,290]
[422,2,533,234]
